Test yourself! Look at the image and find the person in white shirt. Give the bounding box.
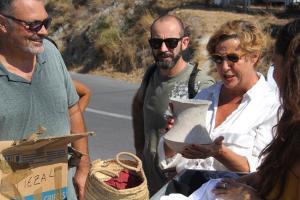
[160,20,280,174]
[266,64,278,90]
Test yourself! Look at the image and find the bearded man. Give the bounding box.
[131,15,214,195]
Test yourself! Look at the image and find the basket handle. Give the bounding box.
[96,169,119,177]
[116,152,142,172]
[90,161,120,177]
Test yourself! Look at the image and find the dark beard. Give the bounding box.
[155,51,182,70]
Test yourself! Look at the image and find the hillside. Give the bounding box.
[45,0,294,82]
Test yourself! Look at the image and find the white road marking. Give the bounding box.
[86,107,132,120]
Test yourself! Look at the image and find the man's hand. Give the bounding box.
[181,136,224,159]
[69,103,90,200]
[164,116,175,132]
[73,156,90,200]
[132,89,145,158]
[166,102,175,131]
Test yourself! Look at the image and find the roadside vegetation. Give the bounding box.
[45,0,296,82]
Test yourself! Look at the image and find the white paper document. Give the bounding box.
[160,179,221,200]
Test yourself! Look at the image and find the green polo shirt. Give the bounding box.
[0,39,79,140]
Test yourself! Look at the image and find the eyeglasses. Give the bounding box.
[149,37,183,49]
[210,53,245,64]
[1,14,52,32]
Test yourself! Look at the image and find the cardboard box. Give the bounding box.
[0,133,89,200]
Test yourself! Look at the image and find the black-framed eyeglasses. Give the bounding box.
[1,14,52,32]
[149,37,183,49]
[210,53,246,64]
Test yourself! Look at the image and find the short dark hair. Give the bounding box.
[150,15,187,38]
[0,0,14,14]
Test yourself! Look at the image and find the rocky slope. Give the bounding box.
[45,0,291,81]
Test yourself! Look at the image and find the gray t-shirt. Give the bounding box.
[142,63,214,194]
[0,39,79,140]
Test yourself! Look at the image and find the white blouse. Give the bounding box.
[158,75,280,172]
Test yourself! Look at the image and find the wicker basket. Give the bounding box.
[84,152,149,200]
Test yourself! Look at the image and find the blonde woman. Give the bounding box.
[161,20,280,175]
[213,19,300,200]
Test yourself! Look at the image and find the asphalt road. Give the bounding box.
[71,72,139,161]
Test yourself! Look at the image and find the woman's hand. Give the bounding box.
[212,179,262,200]
[181,136,224,159]
[236,172,261,189]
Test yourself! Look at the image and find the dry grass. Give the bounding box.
[45,0,292,82]
[170,9,288,77]
[45,0,73,30]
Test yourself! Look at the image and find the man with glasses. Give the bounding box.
[0,1,89,200]
[132,14,214,195]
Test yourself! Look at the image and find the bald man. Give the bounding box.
[132,15,214,194]
[0,1,89,199]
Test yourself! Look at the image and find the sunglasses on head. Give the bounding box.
[1,14,52,32]
[149,37,183,49]
[210,53,245,64]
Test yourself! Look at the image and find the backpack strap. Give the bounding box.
[188,63,200,99]
[142,64,156,100]
[44,36,58,49]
